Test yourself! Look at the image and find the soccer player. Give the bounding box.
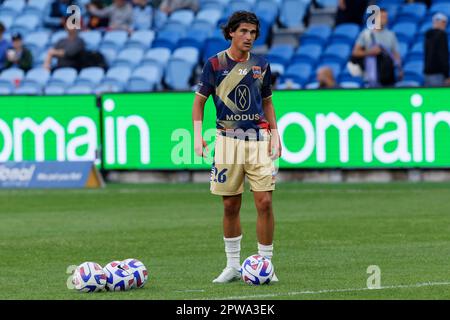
[192,11,281,283]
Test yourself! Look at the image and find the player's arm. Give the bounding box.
[263,97,282,159]
[192,93,209,158]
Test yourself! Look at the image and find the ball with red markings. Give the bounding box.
[240,255,274,285]
[103,261,134,291]
[72,262,107,293]
[121,258,149,289]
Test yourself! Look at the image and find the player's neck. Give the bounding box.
[226,47,250,62]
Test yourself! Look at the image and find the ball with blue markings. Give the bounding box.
[121,258,149,289]
[103,261,134,291]
[240,255,274,285]
[72,262,107,293]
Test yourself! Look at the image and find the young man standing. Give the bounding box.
[192,11,281,283]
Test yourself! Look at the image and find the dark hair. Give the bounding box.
[221,11,260,41]
[0,22,5,34]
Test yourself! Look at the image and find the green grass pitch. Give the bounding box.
[1,182,450,300]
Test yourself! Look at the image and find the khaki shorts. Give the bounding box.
[210,130,276,196]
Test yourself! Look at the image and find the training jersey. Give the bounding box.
[196,50,272,132]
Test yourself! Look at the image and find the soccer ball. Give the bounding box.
[121,258,149,289]
[103,261,134,291]
[72,262,107,293]
[240,254,274,285]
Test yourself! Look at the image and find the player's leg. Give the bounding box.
[212,195,243,283]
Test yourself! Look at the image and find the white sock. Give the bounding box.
[224,235,242,270]
[258,243,273,260]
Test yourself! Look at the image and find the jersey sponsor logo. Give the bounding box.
[235,84,251,111]
[225,113,260,121]
[252,66,262,79]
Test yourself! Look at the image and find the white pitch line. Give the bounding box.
[206,281,450,300]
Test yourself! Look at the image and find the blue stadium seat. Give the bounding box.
[94,83,122,94]
[403,61,424,82]
[142,47,171,76]
[44,84,66,95]
[10,13,41,35]
[292,44,322,65]
[395,80,420,87]
[396,3,427,23]
[429,3,450,17]
[300,25,332,47]
[113,48,145,69]
[24,31,50,59]
[254,0,279,24]
[405,42,424,63]
[99,48,118,67]
[316,0,338,7]
[101,31,129,51]
[23,0,50,17]
[279,0,308,28]
[202,32,229,62]
[22,67,50,88]
[169,9,195,26]
[65,85,93,95]
[254,18,270,46]
[125,30,155,50]
[103,66,132,88]
[330,23,360,46]
[76,67,105,86]
[172,47,199,66]
[338,74,364,88]
[50,30,68,46]
[0,84,13,95]
[320,44,352,65]
[0,13,14,29]
[79,31,102,51]
[279,63,313,86]
[398,42,409,61]
[392,22,418,44]
[164,59,195,90]
[1,0,26,16]
[199,0,227,11]
[0,68,25,86]
[48,67,78,86]
[266,44,295,67]
[270,63,285,76]
[194,8,222,27]
[177,24,210,51]
[14,85,40,95]
[127,65,161,92]
[152,29,184,51]
[224,1,253,18]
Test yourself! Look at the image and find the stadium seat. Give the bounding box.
[23,0,50,16]
[75,67,105,86]
[398,42,409,61]
[395,80,421,87]
[199,0,228,11]
[0,13,14,29]
[169,9,195,26]
[254,0,279,25]
[172,47,199,66]
[429,3,450,17]
[194,8,222,27]
[79,31,102,51]
[279,62,313,86]
[0,84,13,95]
[125,30,155,50]
[152,29,184,51]
[395,3,427,23]
[142,47,171,76]
[266,44,295,67]
[292,44,322,65]
[21,67,50,88]
[24,31,50,59]
[177,25,210,51]
[320,44,352,65]
[101,31,129,51]
[127,65,161,92]
[0,68,25,87]
[270,63,285,76]
[9,13,41,35]
[392,22,418,44]
[65,85,93,95]
[279,0,308,28]
[99,48,118,67]
[1,0,26,16]
[300,25,332,47]
[94,83,122,94]
[48,67,78,86]
[330,23,360,46]
[103,66,132,88]
[14,85,41,95]
[202,32,229,62]
[405,42,424,63]
[113,48,145,69]
[44,84,66,95]
[223,1,253,18]
[50,30,68,46]
[164,59,195,90]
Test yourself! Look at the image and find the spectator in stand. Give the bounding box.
[316,66,338,89]
[44,19,86,71]
[352,8,402,87]
[44,0,79,30]
[335,0,369,26]
[0,22,11,72]
[5,33,33,72]
[87,0,133,31]
[86,0,110,29]
[159,0,199,15]
[424,13,450,87]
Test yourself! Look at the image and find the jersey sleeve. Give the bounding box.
[261,62,273,99]
[196,59,215,98]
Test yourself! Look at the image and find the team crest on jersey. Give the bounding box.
[252,66,262,79]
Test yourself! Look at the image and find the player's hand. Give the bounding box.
[194,137,209,158]
[269,133,281,160]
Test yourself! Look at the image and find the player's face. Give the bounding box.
[230,23,257,52]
